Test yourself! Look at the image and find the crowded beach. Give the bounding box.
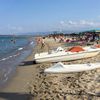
[0,30,100,100]
[28,31,100,99]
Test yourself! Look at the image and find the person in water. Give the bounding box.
[11,39,16,44]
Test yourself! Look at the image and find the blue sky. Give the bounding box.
[0,0,100,34]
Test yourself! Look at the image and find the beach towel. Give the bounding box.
[68,46,85,52]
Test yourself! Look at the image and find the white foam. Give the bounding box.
[30,41,33,45]
[4,69,12,77]
[13,53,19,57]
[9,56,12,58]
[18,48,23,50]
[4,73,7,77]
[6,56,11,59]
[0,57,9,61]
[2,58,7,61]
[3,77,8,82]
[1,56,12,61]
[0,53,20,61]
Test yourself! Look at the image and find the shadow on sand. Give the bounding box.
[0,92,33,100]
[19,60,36,66]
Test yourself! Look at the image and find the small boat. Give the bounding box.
[44,62,100,73]
[34,46,100,63]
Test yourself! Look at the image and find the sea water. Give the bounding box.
[0,35,35,88]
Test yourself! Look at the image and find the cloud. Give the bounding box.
[79,20,96,26]
[7,25,23,33]
[97,15,100,19]
[60,21,65,25]
[68,20,76,25]
[59,20,100,31]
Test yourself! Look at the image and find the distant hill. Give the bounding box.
[1,30,82,36]
[20,30,75,36]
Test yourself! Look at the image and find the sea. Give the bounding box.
[0,35,35,88]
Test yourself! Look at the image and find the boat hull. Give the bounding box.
[35,50,100,63]
[44,62,100,73]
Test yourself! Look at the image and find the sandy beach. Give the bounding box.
[0,38,100,100]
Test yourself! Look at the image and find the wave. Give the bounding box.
[3,77,8,82]
[0,53,20,62]
[0,42,33,62]
[4,68,12,78]
[18,47,23,50]
[30,41,34,45]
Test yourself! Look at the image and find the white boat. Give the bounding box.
[44,62,100,73]
[34,46,100,63]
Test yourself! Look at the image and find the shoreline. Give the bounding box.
[0,40,37,100]
[0,36,35,88]
[0,38,62,100]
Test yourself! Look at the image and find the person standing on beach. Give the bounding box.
[40,37,45,49]
[36,37,45,52]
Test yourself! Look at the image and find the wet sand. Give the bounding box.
[0,38,100,100]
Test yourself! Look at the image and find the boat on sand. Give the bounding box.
[44,62,100,73]
[34,46,100,63]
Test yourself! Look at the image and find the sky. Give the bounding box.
[0,0,100,34]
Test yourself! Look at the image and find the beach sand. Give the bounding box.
[29,38,100,100]
[0,38,100,100]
